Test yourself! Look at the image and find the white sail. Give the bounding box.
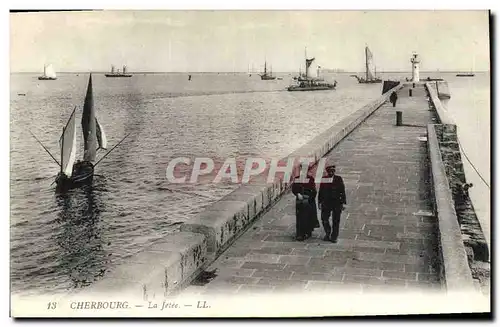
[96,117,108,149]
[45,64,57,78]
[59,108,77,176]
[365,47,376,80]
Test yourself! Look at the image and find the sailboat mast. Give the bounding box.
[304,47,309,78]
[365,46,369,81]
[44,65,47,76]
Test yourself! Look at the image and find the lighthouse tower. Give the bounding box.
[410,52,420,82]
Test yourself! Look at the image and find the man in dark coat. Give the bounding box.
[389,91,398,107]
[291,164,319,241]
[318,165,346,243]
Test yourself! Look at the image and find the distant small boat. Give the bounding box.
[105,65,132,78]
[288,50,336,92]
[287,82,336,91]
[352,46,382,84]
[293,73,308,82]
[17,93,26,96]
[259,61,276,80]
[456,73,475,77]
[38,64,57,80]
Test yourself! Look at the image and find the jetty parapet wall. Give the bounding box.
[424,82,490,294]
[65,83,403,300]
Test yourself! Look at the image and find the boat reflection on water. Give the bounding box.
[53,177,111,290]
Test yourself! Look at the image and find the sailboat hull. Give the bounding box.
[260,75,276,80]
[353,76,382,84]
[104,74,132,78]
[287,84,336,91]
[38,76,57,80]
[357,79,382,84]
[55,161,94,192]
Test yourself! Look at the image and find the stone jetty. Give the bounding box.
[18,81,489,317]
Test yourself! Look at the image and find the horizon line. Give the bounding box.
[10,70,489,74]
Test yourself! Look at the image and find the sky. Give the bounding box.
[10,10,490,73]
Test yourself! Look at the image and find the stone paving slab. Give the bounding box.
[181,85,443,296]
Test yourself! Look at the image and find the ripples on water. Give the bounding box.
[10,72,392,293]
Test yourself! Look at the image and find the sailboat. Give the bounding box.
[288,48,336,92]
[30,74,130,192]
[353,46,382,84]
[456,68,475,77]
[105,65,132,78]
[38,64,57,80]
[259,61,276,80]
[293,66,307,82]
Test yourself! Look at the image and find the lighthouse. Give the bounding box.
[410,52,420,82]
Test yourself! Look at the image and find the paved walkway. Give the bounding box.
[181,84,444,296]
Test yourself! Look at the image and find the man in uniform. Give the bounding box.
[318,165,346,243]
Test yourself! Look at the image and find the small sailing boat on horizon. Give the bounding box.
[353,46,382,84]
[259,61,276,80]
[293,65,308,82]
[105,65,133,78]
[288,48,336,92]
[38,64,57,80]
[456,69,475,77]
[30,74,131,193]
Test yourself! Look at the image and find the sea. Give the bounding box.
[9,71,490,295]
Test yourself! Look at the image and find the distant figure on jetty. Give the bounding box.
[318,165,346,243]
[291,164,319,241]
[390,91,398,107]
